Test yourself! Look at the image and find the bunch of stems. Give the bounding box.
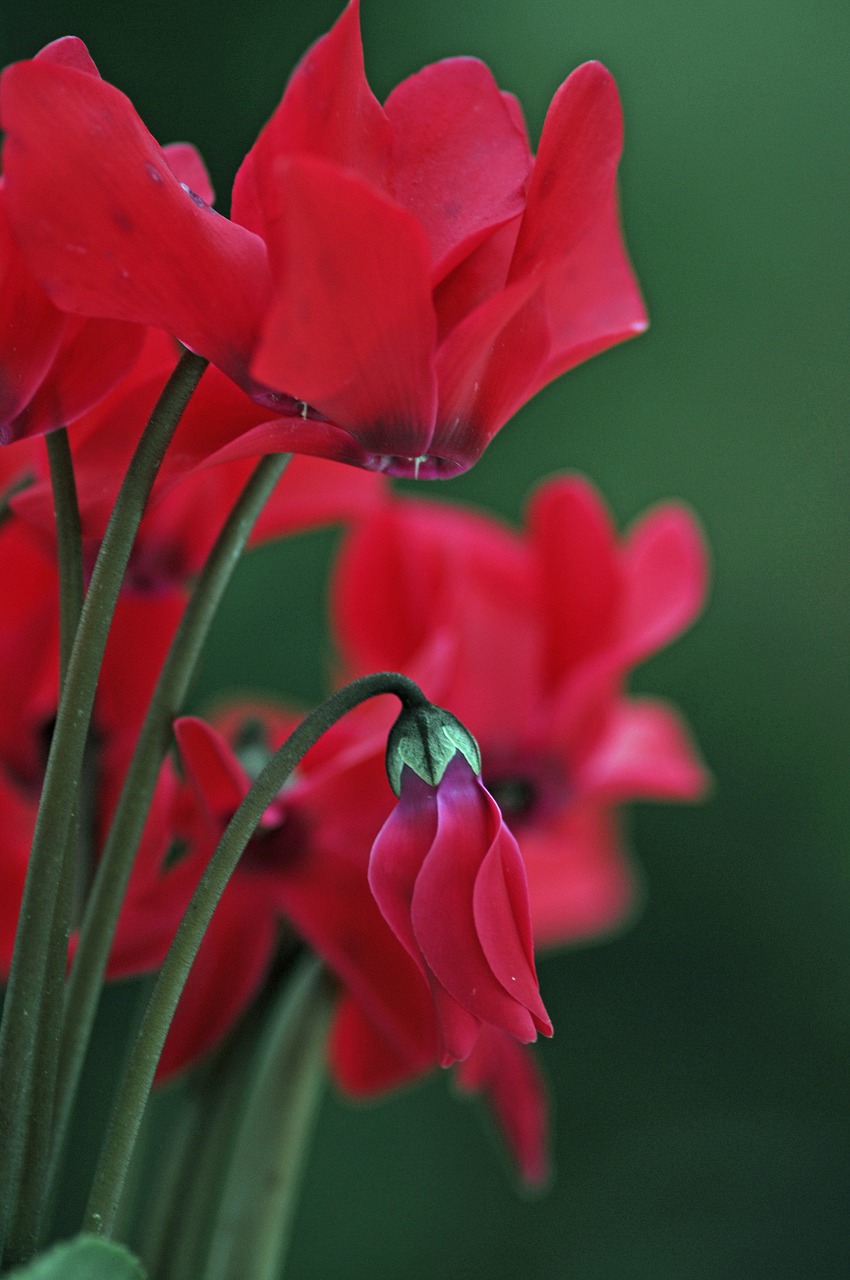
[0,351,427,1278]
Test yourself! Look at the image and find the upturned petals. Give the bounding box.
[578,698,710,802]
[369,756,551,1062]
[174,716,286,830]
[252,157,438,461]
[231,0,390,234]
[620,503,710,663]
[0,54,270,388]
[385,58,532,279]
[509,63,624,280]
[530,474,622,682]
[528,476,709,680]
[508,61,647,386]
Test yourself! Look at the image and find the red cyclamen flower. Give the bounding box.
[333,476,709,947]
[370,704,551,1063]
[0,1,646,475]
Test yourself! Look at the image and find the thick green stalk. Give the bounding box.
[202,953,333,1280]
[0,350,208,1264]
[51,452,291,1199]
[83,672,428,1238]
[4,429,86,1262]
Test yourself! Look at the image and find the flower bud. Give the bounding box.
[385,702,481,797]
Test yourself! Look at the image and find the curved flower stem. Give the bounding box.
[0,350,208,1265]
[5,429,87,1261]
[83,671,429,1238]
[202,952,334,1280]
[50,452,292,1212]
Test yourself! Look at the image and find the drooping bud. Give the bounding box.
[385,702,481,797]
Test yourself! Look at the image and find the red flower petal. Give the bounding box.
[433,274,548,466]
[508,62,647,385]
[0,58,269,386]
[620,503,709,661]
[156,880,278,1080]
[174,716,253,826]
[527,474,622,685]
[472,802,551,1032]
[529,188,648,392]
[0,520,59,783]
[454,1027,551,1188]
[0,774,37,974]
[521,805,637,948]
[0,185,66,439]
[97,590,186,743]
[252,156,438,457]
[231,0,389,236]
[5,314,144,442]
[35,36,100,75]
[368,769,438,969]
[509,62,625,282]
[579,697,710,802]
[329,992,435,1094]
[385,57,531,280]
[162,142,215,207]
[411,762,541,1044]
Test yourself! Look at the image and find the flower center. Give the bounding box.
[367,453,468,480]
[482,749,568,829]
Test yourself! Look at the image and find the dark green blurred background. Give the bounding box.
[3,0,849,1274]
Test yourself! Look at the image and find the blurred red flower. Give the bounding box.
[333,475,710,947]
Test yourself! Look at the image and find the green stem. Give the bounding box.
[160,972,287,1280]
[46,427,86,677]
[0,350,208,1265]
[202,953,333,1280]
[83,672,428,1238]
[156,1070,245,1280]
[5,429,87,1261]
[51,453,291,1205]
[135,1084,205,1280]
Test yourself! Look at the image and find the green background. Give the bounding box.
[3,0,849,1274]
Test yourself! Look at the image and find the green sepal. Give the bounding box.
[385,702,481,796]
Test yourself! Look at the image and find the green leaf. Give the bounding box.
[5,1234,146,1279]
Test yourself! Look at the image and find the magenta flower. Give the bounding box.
[370,706,551,1063]
[0,2,646,475]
